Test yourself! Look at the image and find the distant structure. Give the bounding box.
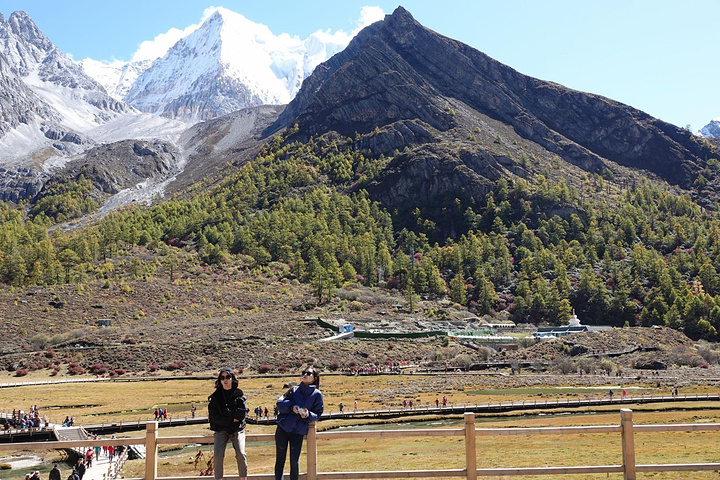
[533,311,611,339]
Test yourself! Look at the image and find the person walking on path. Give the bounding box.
[208,367,249,480]
[274,367,324,480]
[75,458,86,480]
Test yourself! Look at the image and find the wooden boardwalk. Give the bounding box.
[2,391,718,441]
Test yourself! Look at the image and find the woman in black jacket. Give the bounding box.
[208,367,249,480]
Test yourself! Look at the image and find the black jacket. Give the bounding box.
[208,387,248,433]
[49,467,61,480]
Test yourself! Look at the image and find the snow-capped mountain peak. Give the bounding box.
[123,6,350,123]
[0,11,180,170]
[0,10,133,132]
[1,10,53,74]
[700,118,720,138]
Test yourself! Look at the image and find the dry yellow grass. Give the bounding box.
[3,374,720,479]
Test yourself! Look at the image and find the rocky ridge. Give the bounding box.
[270,6,717,215]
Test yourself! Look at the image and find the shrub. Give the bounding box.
[452,354,473,369]
[552,358,577,374]
[45,349,56,358]
[15,369,28,377]
[114,368,126,376]
[476,347,494,361]
[599,358,616,374]
[148,364,159,372]
[697,345,720,365]
[31,334,49,350]
[166,361,186,371]
[668,347,704,367]
[258,364,271,374]
[278,366,288,373]
[329,361,341,371]
[90,364,108,375]
[347,301,364,312]
[68,364,85,375]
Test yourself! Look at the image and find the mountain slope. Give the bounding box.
[272,6,716,201]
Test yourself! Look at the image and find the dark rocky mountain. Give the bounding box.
[270,7,717,210]
[61,140,181,195]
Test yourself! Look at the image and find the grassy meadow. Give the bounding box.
[2,373,720,479]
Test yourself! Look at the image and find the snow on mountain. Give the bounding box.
[0,48,56,139]
[700,118,720,138]
[0,10,185,170]
[80,57,152,100]
[123,7,351,123]
[0,11,135,137]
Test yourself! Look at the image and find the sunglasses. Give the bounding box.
[220,375,233,380]
[301,371,314,376]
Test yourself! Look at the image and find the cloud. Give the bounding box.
[354,6,385,34]
[129,6,386,63]
[130,7,219,62]
[307,6,386,46]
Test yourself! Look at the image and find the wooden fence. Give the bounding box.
[2,409,720,480]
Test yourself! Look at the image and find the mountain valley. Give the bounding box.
[1,6,720,380]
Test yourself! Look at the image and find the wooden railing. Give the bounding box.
[3,409,720,480]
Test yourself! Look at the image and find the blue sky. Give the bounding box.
[2,1,719,132]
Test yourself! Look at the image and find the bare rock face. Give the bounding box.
[272,5,717,210]
[59,140,181,195]
[0,49,58,137]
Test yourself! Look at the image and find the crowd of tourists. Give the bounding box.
[2,405,49,431]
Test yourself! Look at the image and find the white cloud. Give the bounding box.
[129,5,385,63]
[354,6,386,34]
[307,6,385,45]
[131,7,219,62]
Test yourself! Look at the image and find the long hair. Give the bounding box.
[214,369,238,390]
[305,366,320,388]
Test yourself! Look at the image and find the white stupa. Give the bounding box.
[568,310,581,327]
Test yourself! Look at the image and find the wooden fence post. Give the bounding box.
[307,421,317,480]
[464,412,477,480]
[620,409,636,480]
[145,421,158,480]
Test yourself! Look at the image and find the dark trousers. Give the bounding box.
[274,426,305,480]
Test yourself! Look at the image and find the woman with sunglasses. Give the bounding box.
[208,367,249,480]
[274,366,324,480]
